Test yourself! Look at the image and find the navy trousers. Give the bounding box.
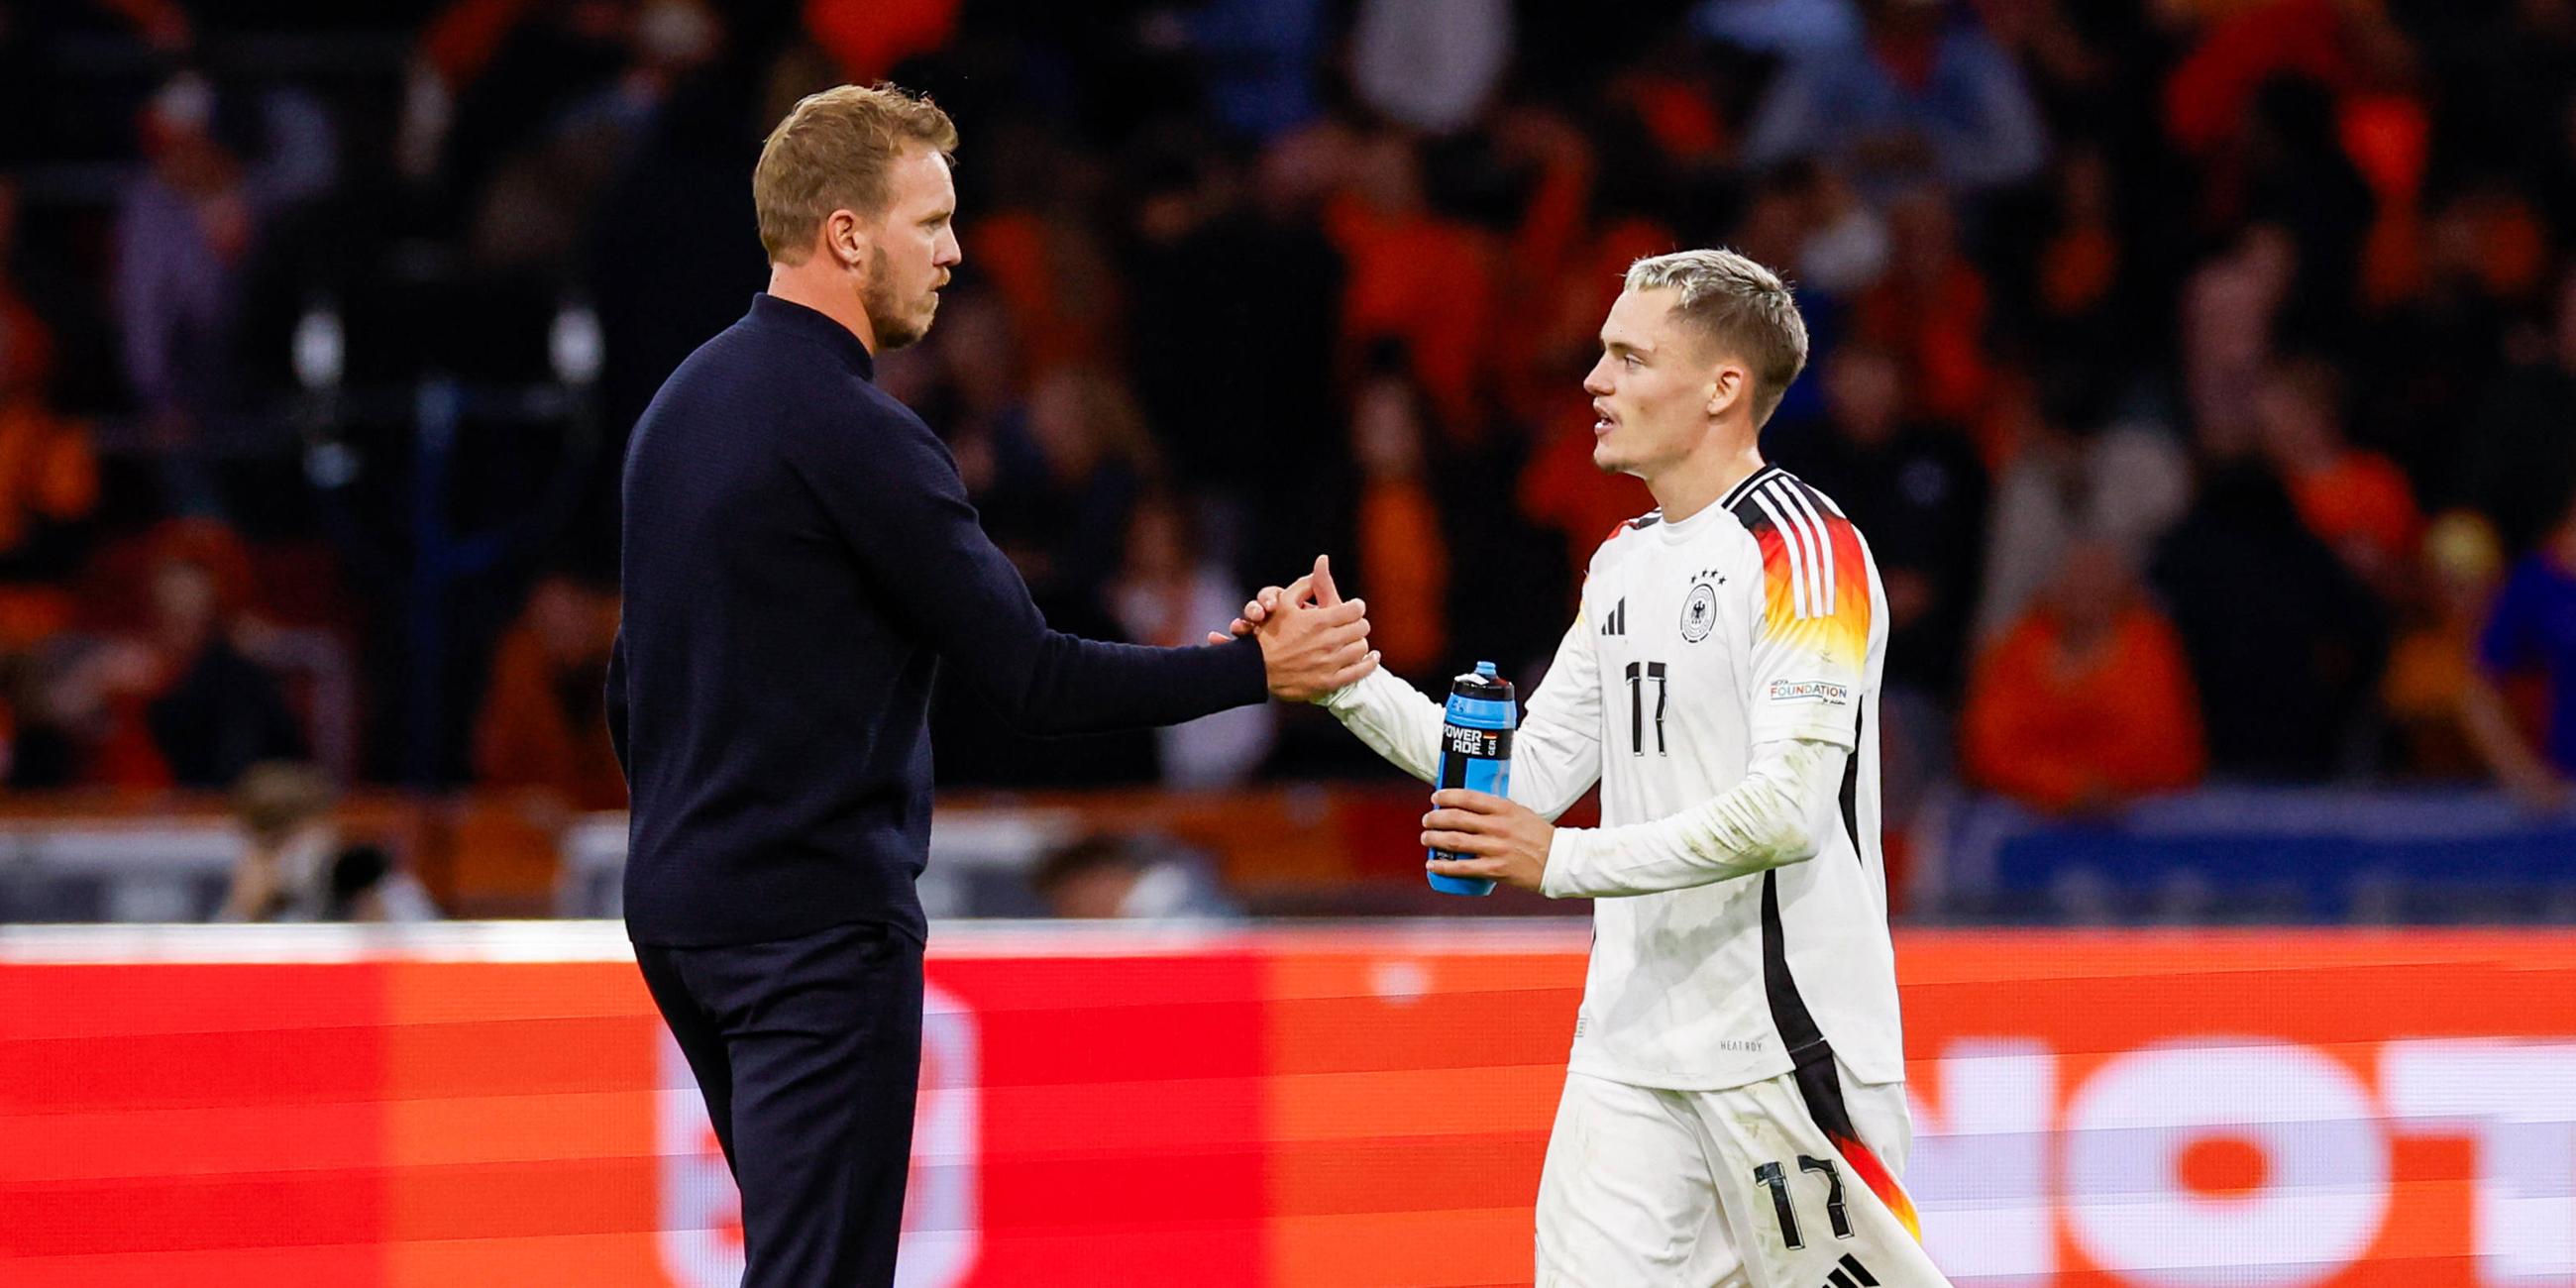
[636,919,926,1287]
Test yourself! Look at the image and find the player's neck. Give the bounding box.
[767,260,880,355]
[1646,435,1768,525]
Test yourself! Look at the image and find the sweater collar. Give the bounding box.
[746,292,876,381]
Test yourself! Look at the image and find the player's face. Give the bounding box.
[860,146,961,351]
[1582,287,1736,480]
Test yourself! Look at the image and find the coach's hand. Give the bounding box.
[1422,790,1553,893]
[1251,555,1378,701]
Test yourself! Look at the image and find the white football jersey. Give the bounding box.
[1548,463,1904,1090]
[1327,463,1905,1091]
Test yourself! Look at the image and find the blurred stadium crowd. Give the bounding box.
[1,0,2573,916]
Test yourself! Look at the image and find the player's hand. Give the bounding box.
[1422,789,1553,893]
[1252,555,1378,701]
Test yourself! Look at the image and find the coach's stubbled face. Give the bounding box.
[1582,286,1748,480]
[861,145,961,351]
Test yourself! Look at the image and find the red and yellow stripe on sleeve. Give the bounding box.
[1745,485,1873,674]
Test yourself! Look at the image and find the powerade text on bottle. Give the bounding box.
[1429,661,1515,896]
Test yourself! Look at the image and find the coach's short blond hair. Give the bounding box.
[753,83,958,265]
[1625,249,1810,427]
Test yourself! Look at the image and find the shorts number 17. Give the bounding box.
[1753,1155,1851,1248]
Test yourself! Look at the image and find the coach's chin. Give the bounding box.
[858,242,948,352]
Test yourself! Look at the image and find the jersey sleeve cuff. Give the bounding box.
[1321,664,1395,712]
[1541,827,1590,899]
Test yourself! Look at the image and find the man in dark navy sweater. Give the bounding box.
[606,84,1376,1287]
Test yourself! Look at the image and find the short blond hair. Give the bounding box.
[753,82,958,264]
[1625,249,1810,426]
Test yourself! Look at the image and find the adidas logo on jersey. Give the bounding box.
[1599,597,1627,636]
[1821,1253,1879,1287]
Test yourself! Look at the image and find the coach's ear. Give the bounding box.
[826,208,867,270]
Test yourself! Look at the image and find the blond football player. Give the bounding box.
[1234,250,1947,1287]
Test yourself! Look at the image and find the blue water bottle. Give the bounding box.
[1430,662,1516,896]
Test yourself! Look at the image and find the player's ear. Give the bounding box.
[1704,366,1743,418]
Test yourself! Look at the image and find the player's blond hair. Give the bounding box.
[753,83,958,265]
[1625,249,1810,427]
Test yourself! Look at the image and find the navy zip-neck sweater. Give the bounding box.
[607,293,1267,945]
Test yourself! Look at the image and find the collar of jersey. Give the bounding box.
[1654,495,1728,544]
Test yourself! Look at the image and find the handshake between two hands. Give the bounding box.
[1212,554,1378,703]
[1204,555,1555,893]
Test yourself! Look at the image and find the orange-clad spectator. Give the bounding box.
[15,595,168,791]
[2254,356,2418,595]
[2437,187,2553,305]
[474,572,626,809]
[1490,110,1598,390]
[1519,392,1655,593]
[1962,540,2204,813]
[1494,106,1607,298]
[1324,134,1497,437]
[0,400,94,563]
[15,521,300,791]
[1853,191,1991,426]
[2160,0,2408,157]
[0,179,97,579]
[1506,212,1676,431]
[1347,359,1448,679]
[2036,145,2120,323]
[967,205,1119,372]
[1611,68,1730,167]
[2345,90,2428,308]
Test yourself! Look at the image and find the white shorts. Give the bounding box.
[1535,1055,1951,1288]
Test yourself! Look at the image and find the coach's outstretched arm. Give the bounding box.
[796,404,1373,733]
